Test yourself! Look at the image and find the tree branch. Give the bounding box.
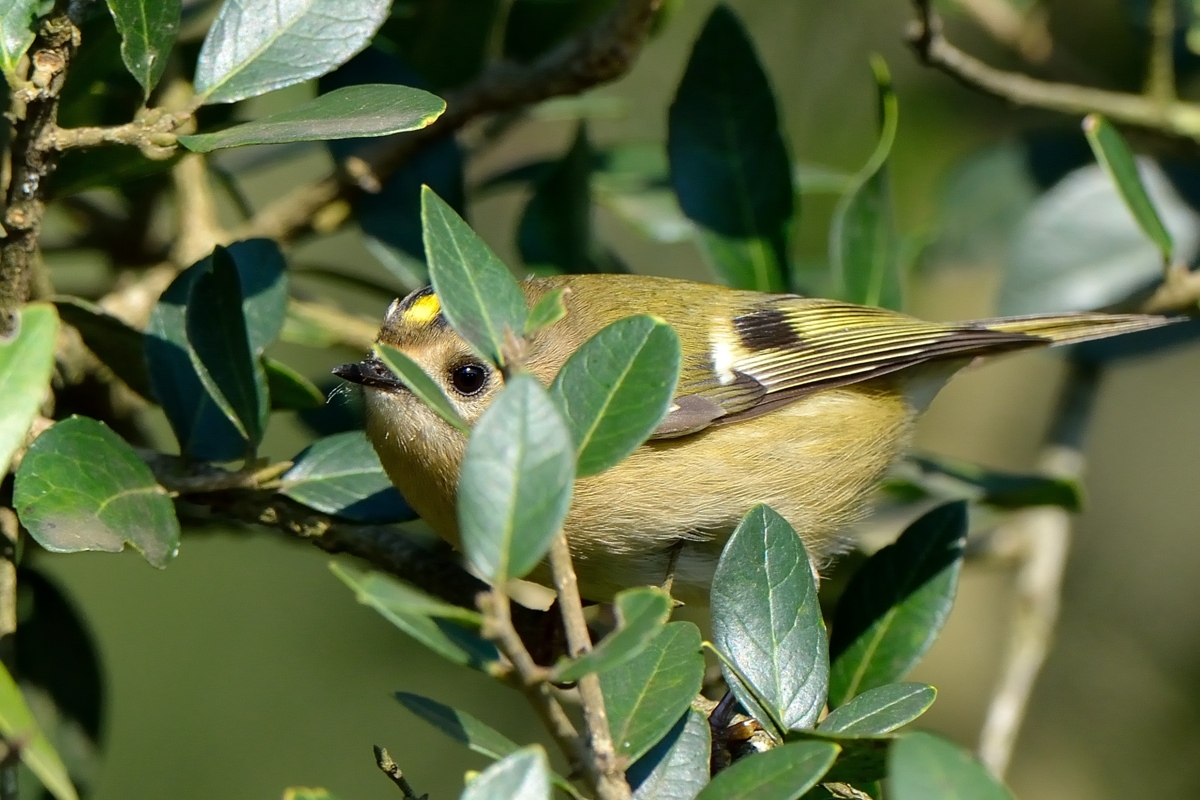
[234,0,664,244]
[906,1,1200,143]
[0,7,78,334]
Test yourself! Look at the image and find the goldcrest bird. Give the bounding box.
[335,273,1173,604]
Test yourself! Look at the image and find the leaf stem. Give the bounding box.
[1146,0,1177,107]
[547,534,631,800]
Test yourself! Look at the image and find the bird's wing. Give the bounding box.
[652,297,1044,438]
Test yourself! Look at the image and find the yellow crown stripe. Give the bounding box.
[403,292,441,325]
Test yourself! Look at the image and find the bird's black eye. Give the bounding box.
[449,362,489,396]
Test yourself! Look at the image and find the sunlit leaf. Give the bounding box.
[0,658,78,800]
[553,587,672,682]
[375,344,469,432]
[694,740,839,800]
[524,287,568,335]
[105,0,180,97]
[712,504,828,732]
[422,186,527,366]
[15,416,180,568]
[458,374,575,583]
[627,708,710,800]
[461,746,550,800]
[264,356,325,411]
[179,84,445,151]
[194,0,390,104]
[0,304,57,477]
[0,0,46,79]
[601,621,705,765]
[550,315,681,477]
[816,682,935,736]
[282,431,414,523]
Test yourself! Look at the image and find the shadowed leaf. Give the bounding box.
[627,708,710,800]
[888,732,1013,800]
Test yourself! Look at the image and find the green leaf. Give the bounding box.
[331,563,498,670]
[524,287,568,336]
[421,186,527,366]
[0,0,46,79]
[518,122,596,273]
[1083,114,1173,264]
[627,708,710,800]
[999,160,1200,315]
[14,416,180,568]
[788,730,889,786]
[185,245,269,449]
[0,659,78,800]
[553,587,672,682]
[458,374,575,583]
[550,315,681,477]
[264,356,325,411]
[711,505,828,733]
[193,0,390,105]
[888,732,1013,800]
[816,682,935,736]
[145,239,287,461]
[831,55,902,310]
[667,4,792,292]
[179,84,445,151]
[461,745,550,800]
[0,304,58,477]
[375,344,470,433]
[601,621,705,765]
[911,455,1081,511]
[105,0,180,97]
[53,297,153,399]
[281,431,414,523]
[695,740,839,800]
[283,789,339,800]
[828,502,968,707]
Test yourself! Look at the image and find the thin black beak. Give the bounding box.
[332,353,404,391]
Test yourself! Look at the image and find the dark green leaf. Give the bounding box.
[461,746,550,800]
[518,122,596,273]
[331,563,498,670]
[193,0,390,104]
[422,186,527,366]
[553,587,672,682]
[105,0,180,97]
[14,416,180,568]
[396,692,580,797]
[185,245,268,448]
[695,741,839,800]
[179,84,445,151]
[550,315,681,477]
[281,431,415,523]
[888,732,1012,800]
[376,344,469,432]
[54,297,153,399]
[264,356,325,411]
[146,239,287,461]
[0,658,77,800]
[0,303,58,477]
[628,708,710,800]
[788,730,889,786]
[828,502,967,707]
[831,56,902,310]
[816,683,935,736]
[667,4,792,291]
[1083,114,1173,263]
[524,287,568,335]
[712,505,828,733]
[999,161,1199,315]
[911,455,1081,511]
[0,0,46,78]
[458,374,574,583]
[601,621,705,765]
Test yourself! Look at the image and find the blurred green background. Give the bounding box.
[36,0,1200,797]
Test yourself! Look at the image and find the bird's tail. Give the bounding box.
[974,311,1180,346]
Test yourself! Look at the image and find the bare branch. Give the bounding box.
[235,0,664,244]
[373,746,427,799]
[906,1,1200,143]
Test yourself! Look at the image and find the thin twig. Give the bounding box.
[1146,0,1177,106]
[548,535,630,800]
[907,1,1200,143]
[976,361,1098,777]
[373,746,427,799]
[234,0,664,244]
